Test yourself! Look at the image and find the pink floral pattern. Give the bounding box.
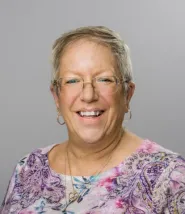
[1,140,185,213]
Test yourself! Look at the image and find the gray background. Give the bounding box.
[0,0,185,202]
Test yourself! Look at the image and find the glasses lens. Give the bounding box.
[61,77,82,92]
[95,76,118,94]
[59,76,120,95]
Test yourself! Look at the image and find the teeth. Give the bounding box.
[79,111,102,117]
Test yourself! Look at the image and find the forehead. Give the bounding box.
[59,39,116,76]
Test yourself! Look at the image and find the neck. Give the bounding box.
[67,127,125,161]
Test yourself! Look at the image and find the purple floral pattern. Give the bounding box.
[1,147,65,213]
[1,140,185,213]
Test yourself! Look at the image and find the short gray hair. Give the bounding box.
[51,26,133,93]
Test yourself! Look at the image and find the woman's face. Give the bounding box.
[51,39,135,144]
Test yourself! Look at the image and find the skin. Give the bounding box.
[50,39,142,176]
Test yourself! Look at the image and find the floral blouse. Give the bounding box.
[1,140,185,214]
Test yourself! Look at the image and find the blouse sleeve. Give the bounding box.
[0,156,27,214]
[152,156,185,213]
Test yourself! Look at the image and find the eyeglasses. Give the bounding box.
[53,76,128,95]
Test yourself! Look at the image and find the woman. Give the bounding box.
[1,26,185,214]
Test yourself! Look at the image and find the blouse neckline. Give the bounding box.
[45,139,151,179]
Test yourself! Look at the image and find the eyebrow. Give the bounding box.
[61,68,116,76]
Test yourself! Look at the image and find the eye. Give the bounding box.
[64,78,81,84]
[97,77,115,84]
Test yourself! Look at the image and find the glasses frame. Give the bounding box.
[53,75,129,94]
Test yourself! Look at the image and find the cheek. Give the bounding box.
[106,93,125,110]
[59,92,77,112]
[109,95,126,120]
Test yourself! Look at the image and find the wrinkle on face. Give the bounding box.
[53,39,128,144]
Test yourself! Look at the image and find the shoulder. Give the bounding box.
[6,143,57,188]
[15,144,56,171]
[137,139,185,179]
[152,154,185,213]
[135,139,185,212]
[134,139,185,179]
[118,139,185,190]
[124,139,185,194]
[135,139,184,164]
[1,144,58,213]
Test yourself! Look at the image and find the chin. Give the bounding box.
[77,129,105,144]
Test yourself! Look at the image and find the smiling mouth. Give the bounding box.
[77,110,104,117]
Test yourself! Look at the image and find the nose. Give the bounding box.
[80,82,98,102]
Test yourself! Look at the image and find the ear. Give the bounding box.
[125,82,135,112]
[50,85,60,109]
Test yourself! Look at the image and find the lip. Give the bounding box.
[75,110,105,123]
[76,108,105,112]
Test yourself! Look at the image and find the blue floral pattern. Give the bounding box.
[1,140,185,213]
